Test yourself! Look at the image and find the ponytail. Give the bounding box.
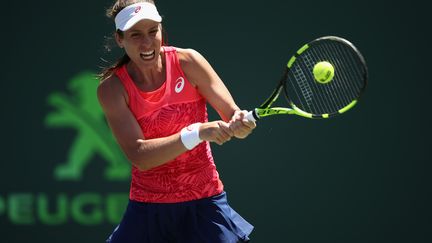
[98,54,130,81]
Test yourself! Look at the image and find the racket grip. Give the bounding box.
[245,110,257,122]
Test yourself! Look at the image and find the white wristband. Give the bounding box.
[180,123,203,150]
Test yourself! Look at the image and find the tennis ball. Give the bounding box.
[313,61,335,84]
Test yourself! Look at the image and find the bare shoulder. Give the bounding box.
[175,47,206,67]
[175,47,212,86]
[97,74,127,107]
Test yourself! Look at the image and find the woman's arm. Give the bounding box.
[178,48,239,121]
[97,76,233,171]
[97,76,187,171]
[178,48,256,138]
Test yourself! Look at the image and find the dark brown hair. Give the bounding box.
[98,0,160,81]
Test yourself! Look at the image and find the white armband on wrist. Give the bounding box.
[180,123,203,150]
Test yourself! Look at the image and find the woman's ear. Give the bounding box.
[115,31,124,48]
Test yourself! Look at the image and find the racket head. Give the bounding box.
[283,36,368,118]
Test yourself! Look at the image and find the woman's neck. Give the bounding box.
[127,53,166,92]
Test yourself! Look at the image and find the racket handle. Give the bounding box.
[245,109,258,122]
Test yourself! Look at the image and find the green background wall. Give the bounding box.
[1,0,431,242]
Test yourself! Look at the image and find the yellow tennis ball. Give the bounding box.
[313,61,335,84]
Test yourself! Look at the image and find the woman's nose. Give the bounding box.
[141,36,152,47]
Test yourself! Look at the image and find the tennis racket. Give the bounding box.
[245,36,368,122]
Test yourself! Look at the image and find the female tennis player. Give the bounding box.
[98,0,255,242]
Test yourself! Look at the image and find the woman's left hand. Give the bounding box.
[229,110,256,139]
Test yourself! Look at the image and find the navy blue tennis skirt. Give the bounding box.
[106,192,253,243]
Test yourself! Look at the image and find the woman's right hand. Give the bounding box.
[199,121,234,145]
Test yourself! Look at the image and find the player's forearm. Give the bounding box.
[124,121,232,170]
[127,133,187,171]
[215,102,241,122]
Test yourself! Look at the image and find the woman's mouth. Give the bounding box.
[140,50,155,60]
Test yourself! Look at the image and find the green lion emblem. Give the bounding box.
[45,72,130,181]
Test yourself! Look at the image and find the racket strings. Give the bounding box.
[286,40,366,115]
[300,52,335,114]
[325,43,362,101]
[292,65,313,107]
[310,47,350,112]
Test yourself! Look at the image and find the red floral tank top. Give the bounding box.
[115,46,223,203]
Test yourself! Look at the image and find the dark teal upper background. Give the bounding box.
[1,0,431,242]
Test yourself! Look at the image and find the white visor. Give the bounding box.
[114,2,162,31]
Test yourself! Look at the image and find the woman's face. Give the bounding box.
[116,19,162,67]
